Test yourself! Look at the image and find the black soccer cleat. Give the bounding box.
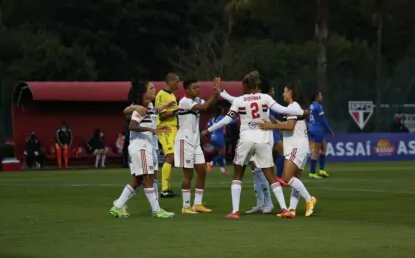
[160,189,177,198]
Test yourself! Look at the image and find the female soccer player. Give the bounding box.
[110,81,174,219]
[259,82,317,218]
[205,105,235,175]
[202,72,306,219]
[308,92,333,179]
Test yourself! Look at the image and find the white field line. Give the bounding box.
[0,182,414,195]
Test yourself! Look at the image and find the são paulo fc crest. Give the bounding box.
[348,101,374,130]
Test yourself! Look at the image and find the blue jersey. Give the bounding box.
[269,110,282,143]
[207,115,226,138]
[307,102,332,134]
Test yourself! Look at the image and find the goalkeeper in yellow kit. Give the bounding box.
[156,73,180,197]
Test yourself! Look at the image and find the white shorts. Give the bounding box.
[233,140,274,168]
[129,149,155,176]
[153,149,159,171]
[284,147,309,170]
[174,140,205,168]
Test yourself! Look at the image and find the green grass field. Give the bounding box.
[1,162,415,258]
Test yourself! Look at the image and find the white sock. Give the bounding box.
[95,155,100,167]
[144,187,161,212]
[209,161,213,166]
[271,182,287,210]
[153,179,159,201]
[194,188,204,205]
[114,185,135,209]
[127,184,143,201]
[252,169,264,207]
[101,155,106,167]
[289,188,301,210]
[220,167,225,173]
[257,170,273,207]
[182,189,191,208]
[288,178,312,202]
[231,180,242,213]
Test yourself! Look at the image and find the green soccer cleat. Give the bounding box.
[309,173,322,179]
[153,210,174,219]
[161,208,175,216]
[113,200,130,217]
[109,206,129,218]
[318,170,329,178]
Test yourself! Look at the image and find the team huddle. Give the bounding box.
[109,71,332,219]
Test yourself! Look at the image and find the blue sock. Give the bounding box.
[319,154,326,170]
[276,156,284,177]
[217,154,225,167]
[212,155,222,166]
[310,159,317,174]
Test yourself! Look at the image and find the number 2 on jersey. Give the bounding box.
[250,102,260,119]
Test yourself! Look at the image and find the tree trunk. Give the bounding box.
[375,17,383,131]
[315,0,329,109]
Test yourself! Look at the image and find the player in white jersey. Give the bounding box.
[216,77,275,214]
[174,79,219,214]
[259,81,317,218]
[110,81,174,219]
[201,71,306,219]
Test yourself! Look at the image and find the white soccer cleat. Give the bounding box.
[246,206,263,214]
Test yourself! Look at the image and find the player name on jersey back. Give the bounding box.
[229,93,273,144]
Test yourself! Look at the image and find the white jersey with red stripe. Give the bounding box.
[128,111,155,154]
[175,96,205,146]
[282,101,310,170]
[227,93,273,144]
[147,102,158,150]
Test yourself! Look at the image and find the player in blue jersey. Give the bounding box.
[206,105,236,175]
[308,92,333,179]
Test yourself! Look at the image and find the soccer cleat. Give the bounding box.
[305,196,317,217]
[113,200,130,217]
[245,206,263,214]
[276,177,288,187]
[262,205,274,214]
[182,207,198,214]
[192,204,212,213]
[309,173,323,179]
[153,210,174,219]
[109,206,129,218]
[160,189,177,198]
[206,162,213,172]
[225,212,240,219]
[161,208,175,216]
[276,209,295,218]
[221,170,230,175]
[318,170,329,177]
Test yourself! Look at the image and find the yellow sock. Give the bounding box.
[161,162,172,191]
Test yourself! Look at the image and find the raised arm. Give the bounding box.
[219,90,236,104]
[189,94,218,112]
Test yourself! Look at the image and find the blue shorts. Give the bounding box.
[210,135,225,149]
[273,131,281,144]
[309,131,324,143]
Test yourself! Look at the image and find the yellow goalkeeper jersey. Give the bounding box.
[155,88,178,127]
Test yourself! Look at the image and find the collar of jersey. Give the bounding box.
[162,88,172,94]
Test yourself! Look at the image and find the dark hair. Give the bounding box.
[129,80,149,105]
[214,105,223,118]
[183,79,197,90]
[242,70,261,90]
[286,81,308,109]
[310,92,320,103]
[165,73,178,83]
[259,76,271,94]
[93,129,101,137]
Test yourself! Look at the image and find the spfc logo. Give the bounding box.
[348,101,374,130]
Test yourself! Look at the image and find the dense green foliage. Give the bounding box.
[1,0,415,131]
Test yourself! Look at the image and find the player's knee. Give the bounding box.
[63,144,68,150]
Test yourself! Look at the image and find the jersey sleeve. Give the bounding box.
[131,111,145,123]
[220,90,236,104]
[266,95,304,116]
[179,98,195,110]
[286,103,302,120]
[317,104,325,116]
